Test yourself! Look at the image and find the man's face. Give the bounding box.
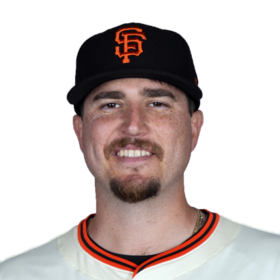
[73,78,203,203]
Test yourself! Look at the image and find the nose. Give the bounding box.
[121,104,148,137]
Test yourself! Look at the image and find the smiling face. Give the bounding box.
[73,78,203,204]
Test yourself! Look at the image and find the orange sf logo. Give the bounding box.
[115,27,147,64]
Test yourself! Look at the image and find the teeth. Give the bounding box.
[117,149,152,157]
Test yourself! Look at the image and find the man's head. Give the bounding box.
[73,78,203,204]
[67,23,204,204]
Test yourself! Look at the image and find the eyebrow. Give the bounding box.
[92,88,177,102]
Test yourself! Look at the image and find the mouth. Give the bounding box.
[114,152,155,163]
[113,150,155,158]
[113,145,155,157]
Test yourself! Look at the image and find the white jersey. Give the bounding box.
[1,211,280,279]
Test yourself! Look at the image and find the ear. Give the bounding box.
[191,110,204,151]
[73,115,83,152]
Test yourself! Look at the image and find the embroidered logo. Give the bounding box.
[115,27,147,64]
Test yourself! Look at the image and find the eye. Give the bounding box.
[101,103,120,110]
[101,102,168,110]
[148,102,168,108]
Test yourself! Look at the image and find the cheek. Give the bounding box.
[158,112,192,160]
[155,111,190,142]
[83,113,124,162]
[81,116,118,175]
[147,109,188,144]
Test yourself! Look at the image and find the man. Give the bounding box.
[1,22,279,279]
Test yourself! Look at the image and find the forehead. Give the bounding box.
[85,78,186,102]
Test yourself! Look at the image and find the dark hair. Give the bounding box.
[80,79,195,120]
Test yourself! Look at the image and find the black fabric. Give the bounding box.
[67,22,203,116]
[88,235,157,266]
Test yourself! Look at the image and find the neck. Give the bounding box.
[88,190,206,255]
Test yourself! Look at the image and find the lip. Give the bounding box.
[114,153,155,163]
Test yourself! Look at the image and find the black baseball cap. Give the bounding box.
[67,22,203,115]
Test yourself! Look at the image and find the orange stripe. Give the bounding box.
[132,211,219,277]
[78,211,220,277]
[78,215,137,271]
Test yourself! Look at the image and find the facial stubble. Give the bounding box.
[110,174,161,203]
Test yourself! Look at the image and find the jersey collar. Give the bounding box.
[77,210,220,277]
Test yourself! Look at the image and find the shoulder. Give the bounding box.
[221,216,280,261]
[219,215,280,240]
[0,227,78,280]
[194,215,280,277]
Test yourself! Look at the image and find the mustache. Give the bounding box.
[104,137,164,161]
